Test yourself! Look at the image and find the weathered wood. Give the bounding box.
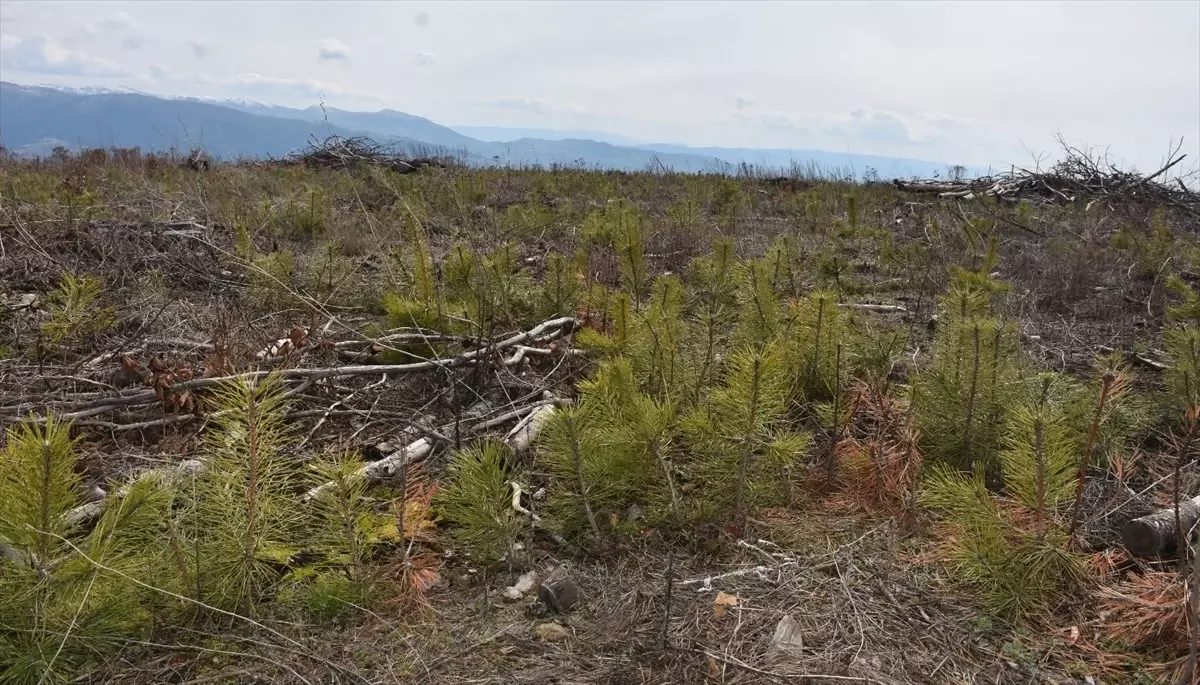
[1122,494,1200,557]
[303,398,564,501]
[839,303,908,314]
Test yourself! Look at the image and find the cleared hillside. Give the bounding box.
[0,145,1198,685]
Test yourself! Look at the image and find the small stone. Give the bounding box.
[525,600,551,618]
[532,487,547,501]
[537,574,581,614]
[532,622,570,642]
[15,293,37,310]
[626,503,644,521]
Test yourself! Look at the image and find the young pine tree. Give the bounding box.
[921,382,1085,622]
[290,449,393,618]
[186,374,303,615]
[1165,276,1200,412]
[784,289,845,403]
[627,275,699,403]
[681,341,810,533]
[382,217,444,332]
[538,360,677,538]
[0,417,167,684]
[999,378,1079,534]
[538,251,584,319]
[914,285,1020,475]
[435,440,524,565]
[734,259,782,350]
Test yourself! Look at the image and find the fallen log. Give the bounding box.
[302,397,564,501]
[61,399,561,527]
[1122,494,1200,557]
[64,459,204,528]
[839,303,908,314]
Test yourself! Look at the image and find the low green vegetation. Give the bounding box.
[0,148,1196,682]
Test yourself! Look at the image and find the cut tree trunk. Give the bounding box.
[1122,494,1200,557]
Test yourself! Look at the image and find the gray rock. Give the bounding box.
[537,573,581,614]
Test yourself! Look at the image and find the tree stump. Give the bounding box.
[1122,494,1200,557]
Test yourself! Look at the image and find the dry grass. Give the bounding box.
[2,151,1199,684]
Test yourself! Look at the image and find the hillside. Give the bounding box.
[0,82,977,176]
[0,81,442,159]
[219,100,480,150]
[1,147,1197,684]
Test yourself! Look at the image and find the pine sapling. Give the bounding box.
[1067,362,1125,538]
[732,352,762,534]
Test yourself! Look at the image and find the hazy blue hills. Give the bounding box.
[640,143,986,180]
[215,99,479,150]
[0,81,977,177]
[0,82,435,160]
[450,125,646,147]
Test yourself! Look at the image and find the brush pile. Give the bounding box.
[287,135,454,174]
[895,142,1198,217]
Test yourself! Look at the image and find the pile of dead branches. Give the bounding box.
[0,316,578,433]
[286,135,453,174]
[0,314,583,535]
[895,142,1198,216]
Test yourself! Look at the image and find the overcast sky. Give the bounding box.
[1,0,1197,171]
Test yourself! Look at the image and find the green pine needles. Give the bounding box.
[0,417,167,684]
[1000,384,1079,524]
[784,289,845,403]
[189,374,303,615]
[915,283,1021,474]
[538,359,676,538]
[681,341,810,530]
[287,449,392,618]
[921,376,1086,621]
[436,440,524,565]
[1165,276,1200,412]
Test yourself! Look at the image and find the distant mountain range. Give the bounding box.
[0,81,981,178]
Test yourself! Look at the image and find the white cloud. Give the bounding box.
[186,39,209,59]
[147,63,174,81]
[481,97,594,116]
[318,38,350,61]
[196,72,344,100]
[99,11,138,32]
[414,11,430,27]
[121,35,142,51]
[0,33,127,77]
[412,51,435,67]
